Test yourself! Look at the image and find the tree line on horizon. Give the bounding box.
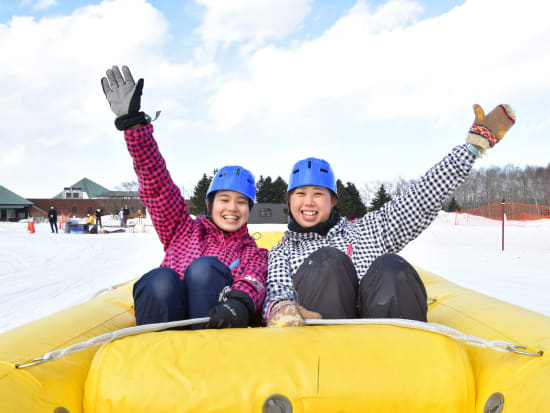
[361,163,550,212]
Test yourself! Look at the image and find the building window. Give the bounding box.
[88,207,93,215]
[72,206,77,215]
[260,208,272,217]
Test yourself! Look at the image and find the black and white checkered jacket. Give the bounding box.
[263,144,476,319]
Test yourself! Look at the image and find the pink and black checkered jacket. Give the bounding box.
[124,124,268,311]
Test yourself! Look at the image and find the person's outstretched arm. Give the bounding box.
[355,104,516,254]
[101,65,192,249]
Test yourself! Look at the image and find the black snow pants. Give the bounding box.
[293,247,427,322]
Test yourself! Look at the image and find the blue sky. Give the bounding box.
[1,0,549,199]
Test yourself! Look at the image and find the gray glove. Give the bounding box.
[101,65,148,131]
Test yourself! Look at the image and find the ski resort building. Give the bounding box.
[248,203,288,224]
[29,178,145,220]
[0,185,34,222]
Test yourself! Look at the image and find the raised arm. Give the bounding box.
[356,104,516,253]
[101,65,192,249]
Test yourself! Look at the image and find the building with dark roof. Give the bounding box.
[29,177,144,220]
[53,178,112,199]
[248,203,288,224]
[0,185,34,221]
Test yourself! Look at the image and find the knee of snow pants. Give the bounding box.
[133,267,187,326]
[293,246,359,318]
[359,254,427,322]
[184,256,233,329]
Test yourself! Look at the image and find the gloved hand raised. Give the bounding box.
[206,290,254,329]
[101,65,148,131]
[466,104,516,156]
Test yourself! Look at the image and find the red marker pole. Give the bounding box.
[501,198,505,251]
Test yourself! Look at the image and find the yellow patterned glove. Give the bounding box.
[267,301,322,327]
[267,301,304,327]
[466,104,516,156]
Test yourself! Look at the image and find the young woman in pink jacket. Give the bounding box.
[101,66,267,329]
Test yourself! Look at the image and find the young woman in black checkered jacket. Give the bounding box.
[264,104,516,327]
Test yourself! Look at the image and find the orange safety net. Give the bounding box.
[455,202,550,226]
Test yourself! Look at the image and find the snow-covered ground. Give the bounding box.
[1,213,548,333]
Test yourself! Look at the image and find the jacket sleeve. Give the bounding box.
[124,124,193,250]
[355,145,475,253]
[262,242,295,320]
[231,243,268,312]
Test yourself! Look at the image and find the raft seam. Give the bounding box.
[317,357,320,395]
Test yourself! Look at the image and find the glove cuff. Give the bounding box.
[466,124,497,155]
[226,290,254,317]
[114,112,149,131]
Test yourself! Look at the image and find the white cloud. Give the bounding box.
[208,0,550,128]
[195,0,313,56]
[0,145,26,168]
[0,0,221,197]
[0,0,215,151]
[33,0,57,10]
[2,0,550,198]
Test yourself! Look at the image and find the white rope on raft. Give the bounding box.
[15,317,542,369]
[304,318,543,356]
[15,317,210,368]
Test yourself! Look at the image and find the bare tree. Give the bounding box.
[116,181,139,191]
[360,162,550,211]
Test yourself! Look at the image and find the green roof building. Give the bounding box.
[53,178,112,199]
[0,185,33,221]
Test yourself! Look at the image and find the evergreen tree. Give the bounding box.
[445,197,461,212]
[336,179,367,220]
[270,176,288,203]
[256,175,272,203]
[256,175,287,203]
[368,184,392,212]
[190,169,217,215]
[344,181,367,219]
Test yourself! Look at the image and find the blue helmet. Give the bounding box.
[287,157,337,195]
[205,165,256,205]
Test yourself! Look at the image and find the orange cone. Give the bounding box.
[28,221,36,234]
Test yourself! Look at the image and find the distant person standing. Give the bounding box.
[123,205,130,227]
[48,206,58,234]
[95,208,102,228]
[119,207,125,227]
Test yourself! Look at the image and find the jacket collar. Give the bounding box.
[284,214,347,241]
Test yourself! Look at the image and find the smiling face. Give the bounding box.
[289,186,337,228]
[208,190,250,232]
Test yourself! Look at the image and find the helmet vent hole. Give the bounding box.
[293,169,299,174]
[308,161,312,168]
[320,168,328,173]
[219,173,227,177]
[236,168,241,176]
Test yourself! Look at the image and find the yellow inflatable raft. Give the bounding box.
[1,231,548,413]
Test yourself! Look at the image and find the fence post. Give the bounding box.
[501,198,505,251]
